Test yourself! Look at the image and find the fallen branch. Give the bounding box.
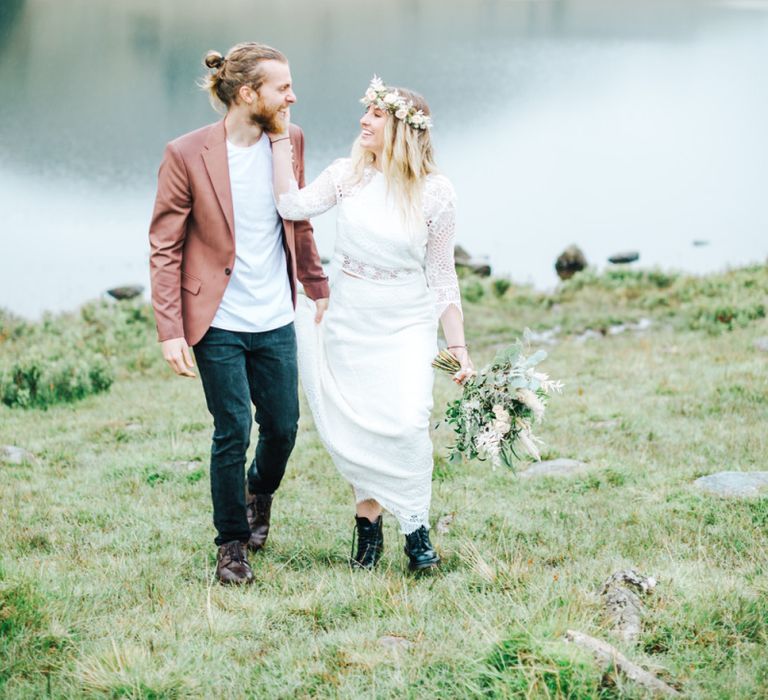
[600,569,657,644]
[564,630,679,696]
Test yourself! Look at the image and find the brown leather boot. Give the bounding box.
[246,490,273,552]
[215,540,254,585]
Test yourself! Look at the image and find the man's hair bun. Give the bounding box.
[204,51,225,70]
[199,43,287,110]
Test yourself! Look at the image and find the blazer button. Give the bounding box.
[225,267,232,276]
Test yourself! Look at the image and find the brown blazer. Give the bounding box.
[148,120,329,346]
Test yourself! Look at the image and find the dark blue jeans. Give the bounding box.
[193,323,298,546]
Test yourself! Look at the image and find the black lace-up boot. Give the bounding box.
[350,515,384,570]
[403,526,441,571]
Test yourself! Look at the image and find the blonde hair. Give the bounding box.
[350,87,438,235]
[200,42,287,111]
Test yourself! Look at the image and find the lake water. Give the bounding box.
[1,0,767,318]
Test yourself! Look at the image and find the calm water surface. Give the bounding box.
[1,0,767,317]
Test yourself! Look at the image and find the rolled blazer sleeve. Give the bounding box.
[291,128,330,301]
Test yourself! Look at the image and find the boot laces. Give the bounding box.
[351,518,381,562]
[408,527,430,553]
[224,540,246,564]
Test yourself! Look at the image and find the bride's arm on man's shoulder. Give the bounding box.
[271,126,342,221]
[425,176,474,383]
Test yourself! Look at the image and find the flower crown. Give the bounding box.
[360,75,433,131]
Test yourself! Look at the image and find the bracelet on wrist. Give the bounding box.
[447,344,468,350]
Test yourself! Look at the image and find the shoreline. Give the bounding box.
[3,257,767,323]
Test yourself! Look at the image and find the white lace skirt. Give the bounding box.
[295,270,438,533]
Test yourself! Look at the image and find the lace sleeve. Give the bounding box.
[277,159,346,220]
[425,176,463,319]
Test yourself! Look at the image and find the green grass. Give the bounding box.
[1,266,767,697]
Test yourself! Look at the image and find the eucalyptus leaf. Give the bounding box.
[520,349,547,368]
[493,344,522,366]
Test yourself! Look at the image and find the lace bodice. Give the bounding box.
[277,158,462,319]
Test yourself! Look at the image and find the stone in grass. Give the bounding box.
[1,445,35,465]
[694,471,768,498]
[378,635,414,651]
[518,458,591,479]
[435,513,454,534]
[754,337,768,353]
[526,326,561,346]
[591,419,620,429]
[168,460,203,472]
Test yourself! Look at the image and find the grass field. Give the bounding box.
[1,266,767,698]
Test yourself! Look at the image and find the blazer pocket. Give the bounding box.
[180,271,201,295]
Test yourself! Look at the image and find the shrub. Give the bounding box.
[548,264,768,334]
[688,302,766,333]
[0,351,113,409]
[461,279,485,303]
[0,299,157,410]
[492,278,512,298]
[558,267,680,296]
[0,308,29,345]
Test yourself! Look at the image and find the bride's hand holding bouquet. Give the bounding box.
[433,337,564,468]
[447,344,475,385]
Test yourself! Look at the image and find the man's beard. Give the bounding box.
[249,99,285,134]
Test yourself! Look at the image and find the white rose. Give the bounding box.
[395,108,408,120]
[492,418,511,436]
[365,88,377,101]
[411,113,423,126]
[383,92,398,105]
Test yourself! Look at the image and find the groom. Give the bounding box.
[148,42,329,584]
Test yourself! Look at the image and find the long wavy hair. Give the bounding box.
[350,87,438,237]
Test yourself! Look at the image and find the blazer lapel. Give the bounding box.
[202,120,235,241]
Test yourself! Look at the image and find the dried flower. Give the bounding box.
[515,388,545,421]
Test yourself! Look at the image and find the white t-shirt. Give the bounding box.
[211,133,294,333]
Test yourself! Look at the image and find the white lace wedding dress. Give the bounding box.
[277,158,462,534]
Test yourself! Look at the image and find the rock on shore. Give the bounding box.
[694,471,768,498]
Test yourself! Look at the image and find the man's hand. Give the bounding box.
[161,337,196,377]
[314,298,329,324]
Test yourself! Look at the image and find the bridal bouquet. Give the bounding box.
[432,340,563,468]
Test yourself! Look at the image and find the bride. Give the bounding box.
[272,76,473,571]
